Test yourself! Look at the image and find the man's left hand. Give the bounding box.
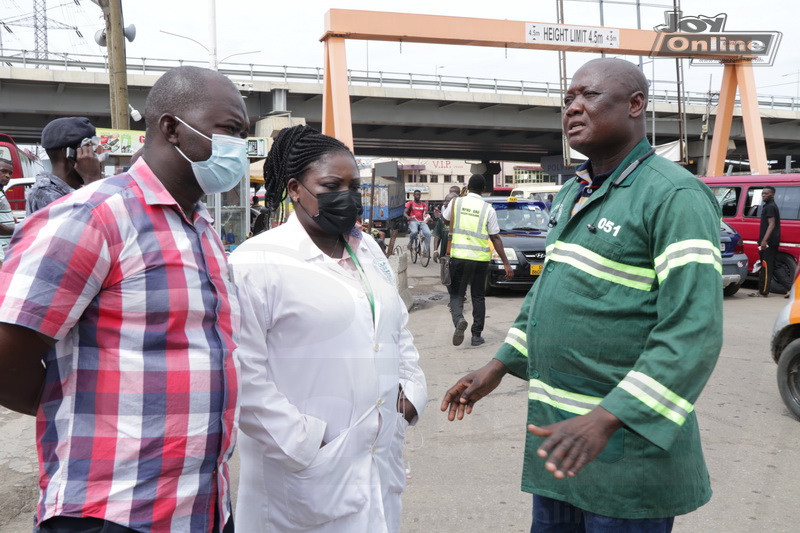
[503,264,514,280]
[528,407,622,479]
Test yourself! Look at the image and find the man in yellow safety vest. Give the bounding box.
[442,174,513,346]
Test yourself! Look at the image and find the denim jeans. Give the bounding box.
[531,495,674,533]
[408,220,431,253]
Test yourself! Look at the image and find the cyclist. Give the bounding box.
[405,189,431,256]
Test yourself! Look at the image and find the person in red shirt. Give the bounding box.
[404,189,431,256]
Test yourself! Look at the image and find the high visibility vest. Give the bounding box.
[451,196,491,261]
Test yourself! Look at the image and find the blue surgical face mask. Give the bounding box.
[173,116,248,194]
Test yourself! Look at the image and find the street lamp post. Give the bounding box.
[435,65,445,89]
[160,30,259,69]
[219,50,261,65]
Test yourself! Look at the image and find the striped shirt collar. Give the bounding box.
[129,157,213,224]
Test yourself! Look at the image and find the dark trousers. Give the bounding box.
[758,244,778,295]
[39,516,234,533]
[448,258,489,336]
[531,495,674,533]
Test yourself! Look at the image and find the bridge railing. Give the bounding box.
[2,48,799,112]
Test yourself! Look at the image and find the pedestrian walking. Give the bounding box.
[442,174,513,346]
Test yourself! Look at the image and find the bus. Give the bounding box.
[701,175,800,293]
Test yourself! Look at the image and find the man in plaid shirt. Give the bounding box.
[0,66,247,533]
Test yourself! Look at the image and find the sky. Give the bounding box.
[1,0,798,99]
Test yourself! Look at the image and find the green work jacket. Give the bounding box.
[495,139,723,519]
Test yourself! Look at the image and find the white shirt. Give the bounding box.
[228,214,427,533]
[442,192,500,235]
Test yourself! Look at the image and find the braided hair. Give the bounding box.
[263,125,354,211]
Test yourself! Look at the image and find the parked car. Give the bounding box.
[771,271,800,419]
[720,220,749,297]
[485,197,549,294]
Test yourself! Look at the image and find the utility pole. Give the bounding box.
[33,0,47,62]
[208,0,218,70]
[94,0,129,129]
[701,76,715,176]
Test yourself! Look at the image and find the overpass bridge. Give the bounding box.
[2,50,800,172]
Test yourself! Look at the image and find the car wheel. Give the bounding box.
[723,282,742,297]
[777,338,800,420]
[771,253,796,294]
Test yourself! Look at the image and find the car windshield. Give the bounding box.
[493,203,549,232]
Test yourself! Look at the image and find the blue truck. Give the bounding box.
[361,161,407,232]
[360,176,406,231]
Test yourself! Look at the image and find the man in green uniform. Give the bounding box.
[441,58,722,532]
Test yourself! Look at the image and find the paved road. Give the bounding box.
[2,253,799,532]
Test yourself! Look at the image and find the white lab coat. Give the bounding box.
[229,214,427,533]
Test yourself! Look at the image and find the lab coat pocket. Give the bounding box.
[562,236,624,300]
[386,412,409,494]
[548,367,624,463]
[283,425,370,527]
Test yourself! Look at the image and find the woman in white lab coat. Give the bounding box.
[229,125,427,533]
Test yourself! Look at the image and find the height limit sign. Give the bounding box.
[525,23,619,48]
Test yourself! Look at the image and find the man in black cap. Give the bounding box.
[27,117,104,215]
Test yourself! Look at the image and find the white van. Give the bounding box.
[4,177,34,220]
[509,183,562,204]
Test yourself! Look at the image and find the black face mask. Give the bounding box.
[297,182,362,236]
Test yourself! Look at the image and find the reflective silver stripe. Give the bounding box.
[550,243,655,289]
[618,371,693,426]
[455,229,490,239]
[452,243,490,252]
[653,239,722,283]
[504,327,527,357]
[528,379,602,415]
[506,327,526,346]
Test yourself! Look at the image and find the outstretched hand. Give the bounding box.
[440,359,509,421]
[528,407,623,479]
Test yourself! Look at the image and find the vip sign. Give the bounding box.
[650,10,781,66]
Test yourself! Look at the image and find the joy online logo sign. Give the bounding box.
[650,11,781,66]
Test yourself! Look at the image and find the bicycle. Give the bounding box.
[408,234,431,267]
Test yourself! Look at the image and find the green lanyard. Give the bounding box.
[343,240,375,323]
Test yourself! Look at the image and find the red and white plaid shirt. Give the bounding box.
[0,159,240,532]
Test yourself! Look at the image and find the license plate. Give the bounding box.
[530,264,543,275]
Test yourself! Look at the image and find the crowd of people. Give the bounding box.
[0,57,730,533]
